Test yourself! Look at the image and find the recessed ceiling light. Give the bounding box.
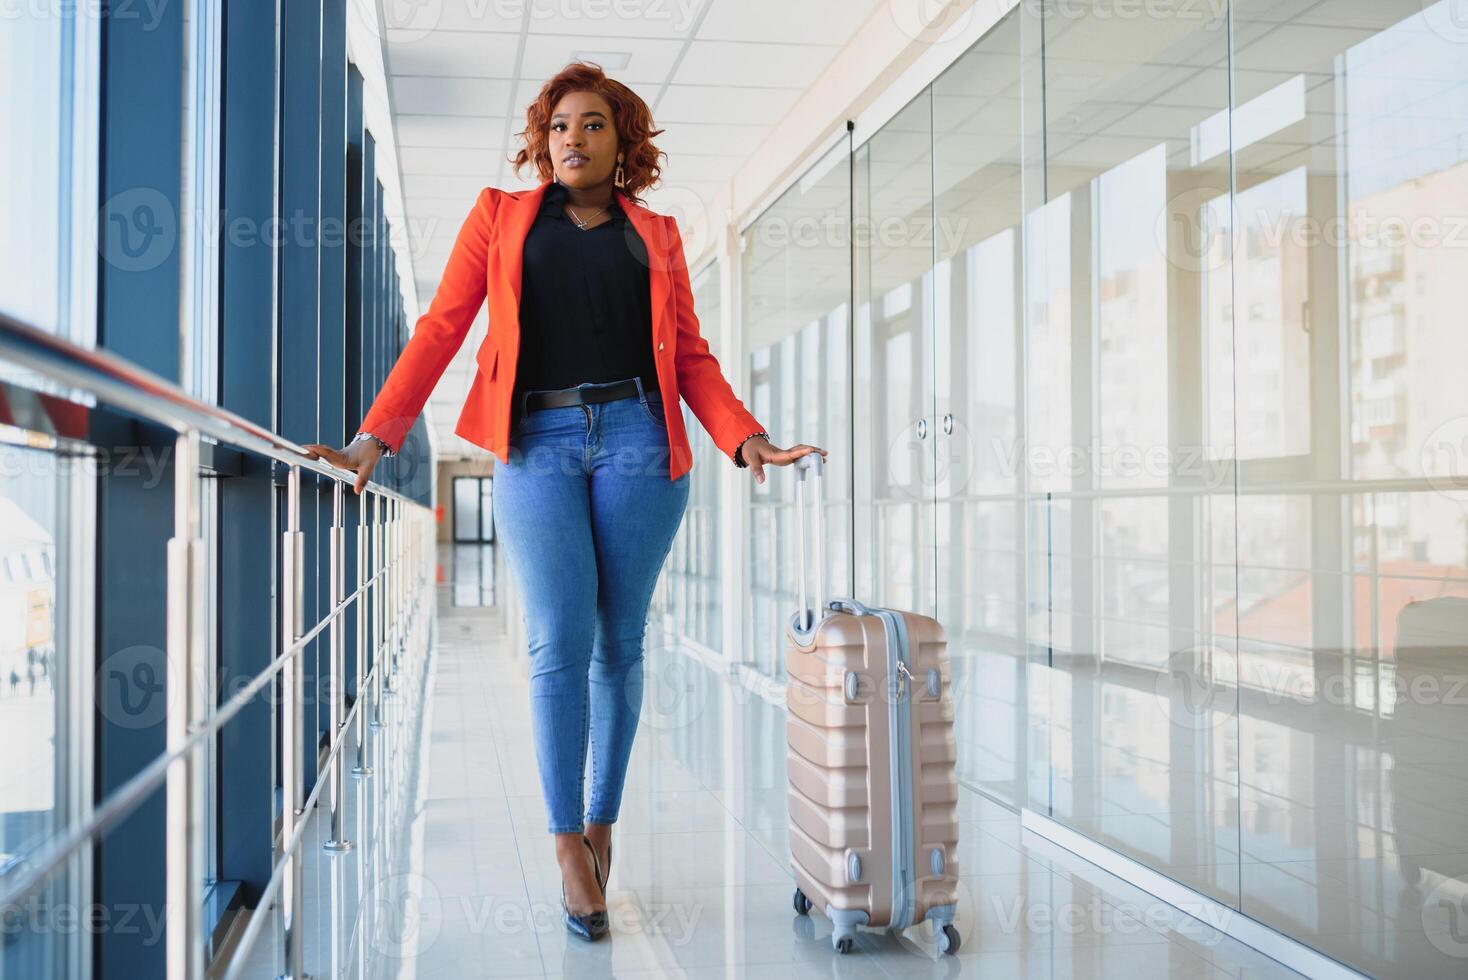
[573,51,631,70]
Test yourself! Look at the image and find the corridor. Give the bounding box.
[366,545,1300,979]
[6,0,1467,977]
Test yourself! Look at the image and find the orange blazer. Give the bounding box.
[358,179,765,482]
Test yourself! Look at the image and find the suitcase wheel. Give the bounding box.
[834,936,854,954]
[938,923,961,955]
[792,888,812,916]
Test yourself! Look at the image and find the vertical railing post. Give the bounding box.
[370,493,384,728]
[392,496,402,689]
[329,815,347,978]
[324,480,352,853]
[166,428,205,980]
[414,510,424,681]
[383,496,397,696]
[277,465,305,980]
[374,495,391,881]
[406,507,417,680]
[351,489,372,980]
[380,496,390,699]
[352,489,373,776]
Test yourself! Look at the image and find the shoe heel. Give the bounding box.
[584,837,606,891]
[581,836,609,936]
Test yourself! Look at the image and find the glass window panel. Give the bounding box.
[656,261,725,651]
[1,6,95,356]
[927,9,1037,810]
[480,479,493,543]
[453,477,479,543]
[0,449,87,977]
[1231,3,1468,974]
[0,16,65,330]
[742,136,852,676]
[853,87,935,623]
[1020,0,1242,908]
[452,542,495,607]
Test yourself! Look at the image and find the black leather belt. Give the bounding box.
[523,377,658,412]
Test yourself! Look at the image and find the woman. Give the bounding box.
[305,63,826,941]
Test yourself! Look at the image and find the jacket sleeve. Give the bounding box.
[358,187,495,453]
[665,215,767,463]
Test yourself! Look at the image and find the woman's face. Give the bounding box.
[547,90,620,190]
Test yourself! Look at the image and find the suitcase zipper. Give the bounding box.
[883,610,916,931]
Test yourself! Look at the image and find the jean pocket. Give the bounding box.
[639,395,669,428]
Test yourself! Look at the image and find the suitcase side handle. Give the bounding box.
[827,597,873,617]
[794,453,826,632]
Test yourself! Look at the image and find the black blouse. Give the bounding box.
[509,179,659,428]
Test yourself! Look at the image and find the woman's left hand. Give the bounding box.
[741,436,827,485]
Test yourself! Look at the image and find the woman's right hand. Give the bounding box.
[302,437,382,495]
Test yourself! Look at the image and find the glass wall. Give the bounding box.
[0,6,97,976]
[452,476,495,606]
[706,1,1468,974]
[930,10,1033,810]
[1225,3,1468,975]
[853,88,936,628]
[0,1,96,377]
[0,1,426,975]
[0,8,90,342]
[742,136,853,676]
[657,263,726,652]
[1017,2,1468,973]
[1020,0,1245,908]
[0,447,89,978]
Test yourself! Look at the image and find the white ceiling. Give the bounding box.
[374,0,888,458]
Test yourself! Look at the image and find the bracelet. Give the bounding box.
[351,430,395,458]
[734,431,769,468]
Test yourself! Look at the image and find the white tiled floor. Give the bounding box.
[381,592,1307,979]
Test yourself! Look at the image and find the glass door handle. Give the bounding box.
[942,413,953,435]
[916,418,927,439]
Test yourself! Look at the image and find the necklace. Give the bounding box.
[563,202,608,230]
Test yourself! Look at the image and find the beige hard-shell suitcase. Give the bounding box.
[783,454,962,955]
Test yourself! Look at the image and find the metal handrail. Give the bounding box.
[0,560,393,914]
[0,310,436,979]
[766,474,1468,507]
[217,646,387,980]
[0,310,415,503]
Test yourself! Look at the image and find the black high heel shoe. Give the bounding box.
[561,837,609,941]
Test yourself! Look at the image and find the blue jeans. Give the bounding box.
[492,378,691,835]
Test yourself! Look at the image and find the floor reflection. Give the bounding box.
[1020,593,1468,978]
[446,541,498,608]
[387,595,1306,978]
[331,539,1466,976]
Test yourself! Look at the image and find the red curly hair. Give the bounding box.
[511,62,666,204]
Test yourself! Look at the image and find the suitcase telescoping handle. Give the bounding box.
[793,453,826,632]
